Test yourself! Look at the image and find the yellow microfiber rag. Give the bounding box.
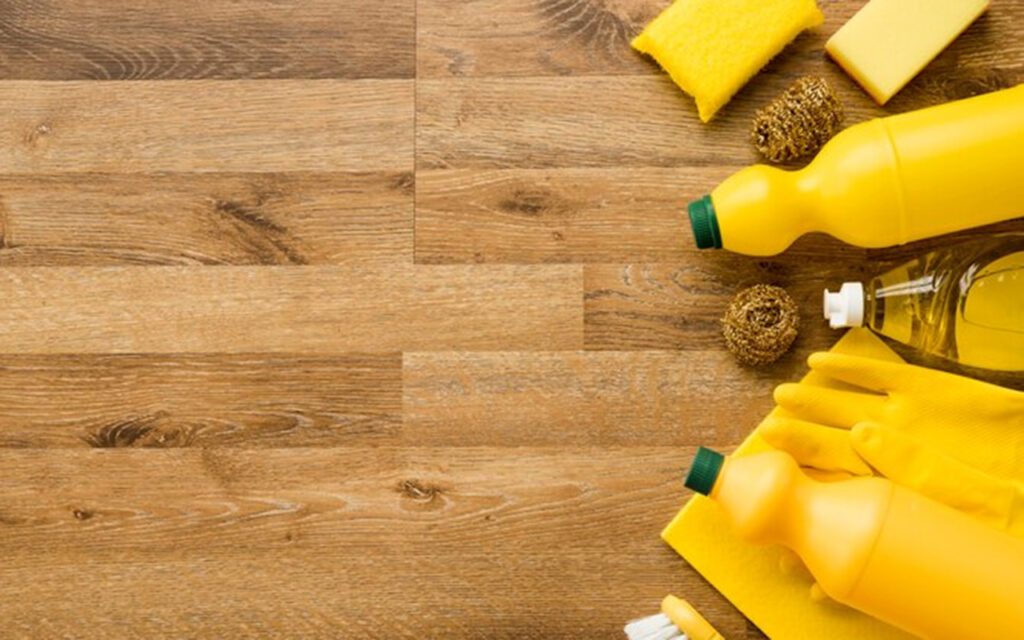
[662,329,915,640]
[632,0,824,122]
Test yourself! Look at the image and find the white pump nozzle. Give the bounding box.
[823,282,865,328]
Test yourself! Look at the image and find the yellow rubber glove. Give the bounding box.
[762,352,1024,535]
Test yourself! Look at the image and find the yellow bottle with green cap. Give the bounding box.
[687,447,1024,639]
[687,84,1024,255]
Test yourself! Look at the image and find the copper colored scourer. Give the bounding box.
[722,284,799,366]
[752,76,844,163]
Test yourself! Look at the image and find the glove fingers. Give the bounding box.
[807,352,903,393]
[773,383,885,428]
[761,416,873,475]
[852,422,1018,529]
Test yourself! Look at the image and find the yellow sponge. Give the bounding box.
[826,0,989,104]
[632,0,824,122]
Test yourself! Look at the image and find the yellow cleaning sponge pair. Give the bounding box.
[632,0,823,122]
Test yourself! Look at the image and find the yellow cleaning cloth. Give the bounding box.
[632,0,823,122]
[662,329,914,639]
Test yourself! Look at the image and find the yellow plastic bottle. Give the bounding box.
[687,84,1024,255]
[686,447,1024,639]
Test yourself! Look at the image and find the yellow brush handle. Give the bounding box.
[662,595,724,640]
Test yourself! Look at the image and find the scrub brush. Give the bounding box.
[624,595,724,640]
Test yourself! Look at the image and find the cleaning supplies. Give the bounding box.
[721,284,799,366]
[751,76,844,163]
[631,0,823,122]
[687,85,1024,255]
[826,0,989,104]
[764,352,1024,534]
[824,234,1024,371]
[664,330,914,640]
[686,447,1024,640]
[624,595,724,640]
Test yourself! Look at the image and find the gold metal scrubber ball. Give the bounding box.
[722,285,799,366]
[751,76,844,163]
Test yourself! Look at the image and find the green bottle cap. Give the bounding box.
[685,447,725,496]
[687,196,722,249]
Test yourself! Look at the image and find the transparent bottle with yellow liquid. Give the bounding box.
[823,234,1024,372]
[686,447,1024,640]
[687,85,1024,255]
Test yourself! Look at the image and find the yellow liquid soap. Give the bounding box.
[824,234,1024,372]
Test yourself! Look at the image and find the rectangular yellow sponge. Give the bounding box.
[631,0,823,122]
[826,0,989,104]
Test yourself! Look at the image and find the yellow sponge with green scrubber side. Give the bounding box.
[632,0,824,122]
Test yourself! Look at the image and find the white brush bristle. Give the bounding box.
[623,612,687,640]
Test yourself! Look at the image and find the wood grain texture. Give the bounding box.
[0,266,582,353]
[0,354,401,448]
[0,0,415,80]
[0,80,413,173]
[0,172,413,266]
[404,351,789,446]
[418,0,664,77]
[416,75,892,171]
[0,446,755,639]
[0,0,1020,637]
[415,167,694,264]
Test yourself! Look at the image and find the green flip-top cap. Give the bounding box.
[685,447,724,496]
[687,195,722,249]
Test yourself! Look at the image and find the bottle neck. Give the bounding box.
[709,452,804,545]
[710,452,894,599]
[709,164,816,256]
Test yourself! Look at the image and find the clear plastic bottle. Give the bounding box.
[823,234,1024,372]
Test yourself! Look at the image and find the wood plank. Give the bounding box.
[0,265,582,353]
[0,354,401,448]
[0,172,413,266]
[403,351,785,447]
[415,167,696,264]
[419,0,1022,90]
[416,75,888,170]
[0,446,755,638]
[0,80,412,173]
[0,0,415,80]
[3,550,746,639]
[418,0,666,77]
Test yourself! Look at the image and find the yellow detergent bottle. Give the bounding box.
[687,84,1024,255]
[686,447,1024,640]
[824,233,1024,372]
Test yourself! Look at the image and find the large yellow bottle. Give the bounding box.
[687,85,1024,255]
[686,447,1024,639]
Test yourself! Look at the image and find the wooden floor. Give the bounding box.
[0,0,1021,637]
